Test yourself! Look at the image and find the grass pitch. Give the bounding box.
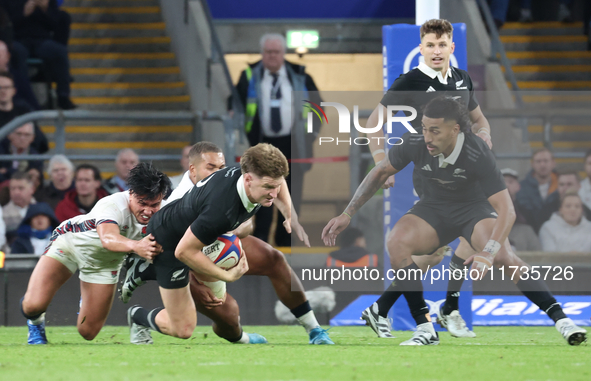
[0,325,589,381]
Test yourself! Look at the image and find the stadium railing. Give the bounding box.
[0,109,242,165]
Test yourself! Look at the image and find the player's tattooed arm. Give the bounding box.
[322,159,398,246]
[469,106,492,149]
[344,158,398,217]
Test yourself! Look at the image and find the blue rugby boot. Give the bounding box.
[309,327,334,345]
[27,313,48,345]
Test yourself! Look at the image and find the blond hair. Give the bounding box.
[240,143,289,179]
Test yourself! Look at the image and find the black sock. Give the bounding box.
[139,262,157,282]
[442,254,468,315]
[226,329,244,343]
[290,301,312,319]
[132,306,164,333]
[20,296,43,321]
[400,262,430,326]
[375,281,402,318]
[516,278,567,323]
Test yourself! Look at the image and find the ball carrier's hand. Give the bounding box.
[224,253,249,282]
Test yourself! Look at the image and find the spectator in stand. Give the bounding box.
[3,171,35,235]
[0,8,40,110]
[0,121,43,182]
[55,164,108,222]
[487,0,510,29]
[169,145,191,189]
[103,149,139,194]
[519,0,572,23]
[11,201,57,255]
[26,166,43,200]
[234,33,322,246]
[539,192,591,253]
[0,72,48,153]
[546,169,591,220]
[578,149,591,212]
[0,204,6,250]
[501,168,542,251]
[515,148,558,233]
[1,0,76,110]
[38,154,73,209]
[327,227,378,268]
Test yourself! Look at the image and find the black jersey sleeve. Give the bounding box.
[190,205,232,246]
[475,148,506,198]
[388,132,416,171]
[467,75,479,112]
[380,74,410,106]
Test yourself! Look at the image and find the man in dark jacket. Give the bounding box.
[0,0,75,109]
[55,164,108,222]
[11,201,58,254]
[0,121,43,182]
[233,33,322,246]
[515,148,559,233]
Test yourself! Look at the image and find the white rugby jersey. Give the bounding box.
[162,171,193,206]
[48,191,147,265]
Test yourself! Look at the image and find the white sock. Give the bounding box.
[417,322,435,335]
[236,331,250,344]
[29,313,45,326]
[296,310,320,334]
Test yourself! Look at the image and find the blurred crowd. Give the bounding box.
[503,148,591,253]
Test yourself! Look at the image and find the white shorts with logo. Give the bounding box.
[44,235,126,285]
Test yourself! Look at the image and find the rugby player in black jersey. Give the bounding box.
[323,97,587,346]
[122,142,333,345]
[361,18,493,338]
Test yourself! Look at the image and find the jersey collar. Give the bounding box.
[237,175,259,212]
[418,62,452,85]
[436,132,465,168]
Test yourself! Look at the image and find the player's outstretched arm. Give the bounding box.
[274,178,310,247]
[175,227,249,283]
[97,223,162,261]
[465,189,516,279]
[322,158,398,246]
[232,218,254,238]
[366,104,395,189]
[470,106,492,149]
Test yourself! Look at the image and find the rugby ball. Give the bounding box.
[203,234,242,270]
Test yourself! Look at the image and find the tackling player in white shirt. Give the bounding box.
[21,163,171,345]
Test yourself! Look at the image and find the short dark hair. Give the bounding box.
[188,141,222,162]
[0,71,14,84]
[531,147,553,161]
[75,164,102,181]
[127,162,171,200]
[337,227,365,248]
[557,169,580,182]
[420,19,453,40]
[11,171,33,184]
[423,96,471,133]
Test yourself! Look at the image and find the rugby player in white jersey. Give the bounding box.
[21,162,171,344]
[121,142,333,345]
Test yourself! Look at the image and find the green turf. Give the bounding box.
[0,325,589,381]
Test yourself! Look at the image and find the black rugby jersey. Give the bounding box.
[380,64,479,131]
[147,166,261,249]
[389,132,505,203]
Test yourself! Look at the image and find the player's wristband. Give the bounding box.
[371,149,385,157]
[477,128,491,136]
[342,212,352,219]
[483,240,501,257]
